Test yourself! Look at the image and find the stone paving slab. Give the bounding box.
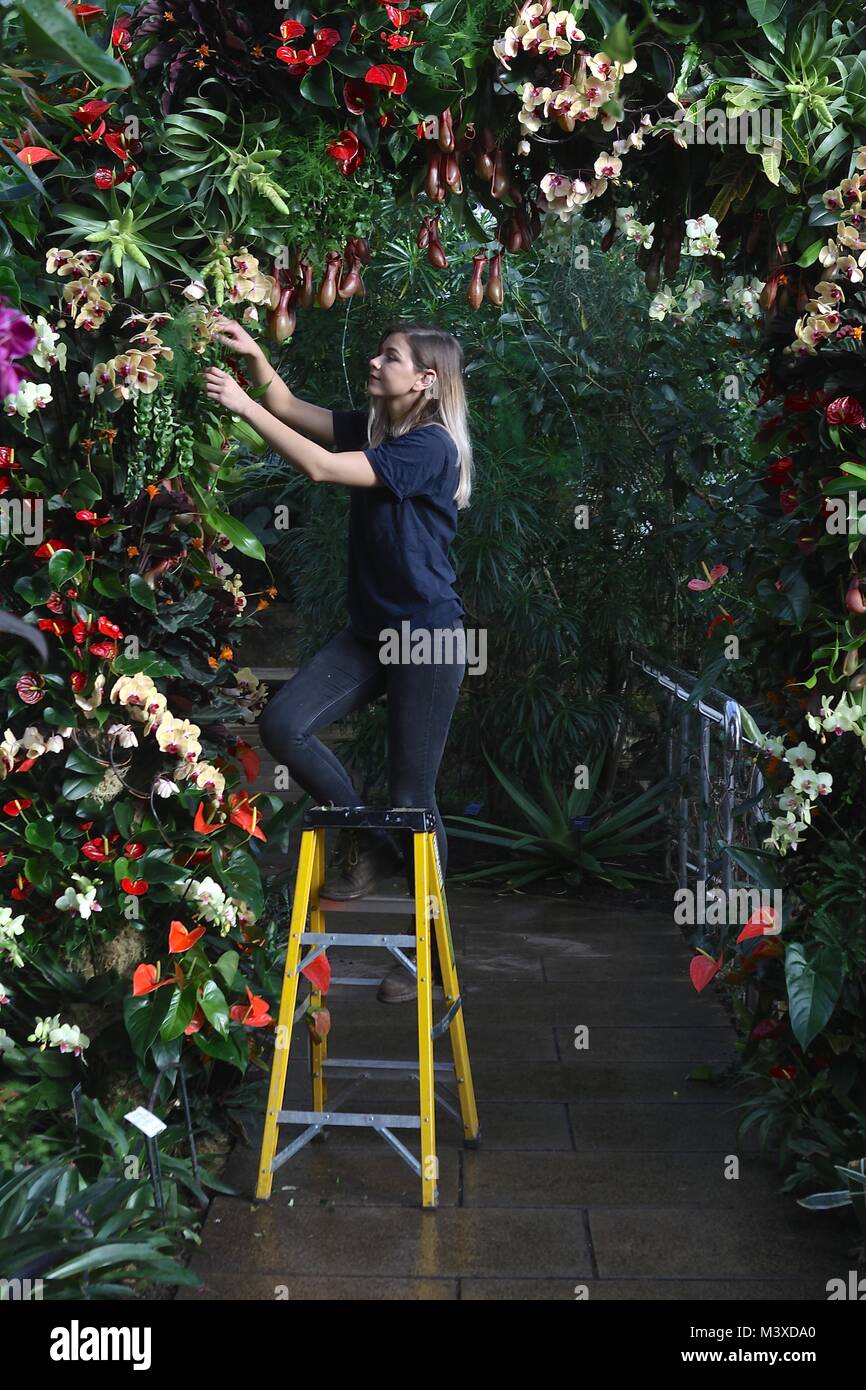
[182,885,854,1301]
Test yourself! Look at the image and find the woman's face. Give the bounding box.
[368,333,434,399]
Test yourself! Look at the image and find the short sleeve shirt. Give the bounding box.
[331,408,465,641]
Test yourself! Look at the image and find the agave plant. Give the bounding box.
[444,745,674,891]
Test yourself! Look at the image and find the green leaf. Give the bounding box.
[219,848,264,920]
[747,0,786,24]
[129,573,157,612]
[214,950,239,989]
[205,509,266,563]
[413,44,456,81]
[795,238,825,267]
[47,549,84,588]
[198,980,230,1036]
[785,942,845,1050]
[602,16,634,64]
[18,0,131,89]
[160,986,197,1042]
[300,62,337,108]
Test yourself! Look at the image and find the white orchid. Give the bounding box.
[55,873,102,920]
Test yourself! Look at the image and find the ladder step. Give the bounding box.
[316,895,417,915]
[303,805,436,833]
[298,931,417,946]
[277,1109,421,1128]
[322,1058,454,1073]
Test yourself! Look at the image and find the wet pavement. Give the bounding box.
[178,885,853,1301]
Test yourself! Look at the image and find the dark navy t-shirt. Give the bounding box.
[331,408,465,641]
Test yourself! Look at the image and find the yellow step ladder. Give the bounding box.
[255,806,480,1209]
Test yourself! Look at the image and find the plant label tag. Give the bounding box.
[124,1106,167,1138]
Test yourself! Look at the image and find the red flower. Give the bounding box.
[184,1005,206,1036]
[69,671,87,692]
[783,390,814,414]
[72,99,112,126]
[123,841,147,859]
[88,640,117,659]
[168,920,206,953]
[97,616,123,639]
[279,19,306,39]
[779,488,798,514]
[66,3,105,18]
[766,455,794,486]
[11,874,33,899]
[300,951,331,994]
[825,396,866,428]
[16,673,45,705]
[82,837,112,862]
[120,877,148,895]
[689,951,722,992]
[315,27,342,49]
[343,78,376,114]
[229,986,273,1027]
[194,800,224,835]
[227,792,267,841]
[75,509,111,525]
[112,19,132,50]
[3,798,31,816]
[364,63,408,95]
[750,1018,784,1041]
[37,617,73,637]
[384,4,424,24]
[769,1065,797,1081]
[706,612,734,639]
[132,963,176,996]
[15,146,60,166]
[34,541,71,560]
[233,738,260,784]
[325,128,365,176]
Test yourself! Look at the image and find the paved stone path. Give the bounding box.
[179,886,852,1300]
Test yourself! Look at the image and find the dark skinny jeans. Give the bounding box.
[258,622,466,891]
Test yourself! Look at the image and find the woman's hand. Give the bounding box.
[203,365,252,417]
[211,314,263,360]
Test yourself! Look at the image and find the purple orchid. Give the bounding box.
[0,297,37,400]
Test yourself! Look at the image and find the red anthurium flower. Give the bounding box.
[75,509,111,525]
[3,798,32,816]
[45,592,65,614]
[0,447,16,467]
[325,128,365,176]
[37,617,73,636]
[194,800,223,835]
[16,673,45,705]
[132,963,177,996]
[229,986,273,1027]
[364,63,408,95]
[89,640,117,659]
[779,488,798,514]
[69,671,87,692]
[82,836,112,861]
[112,19,132,50]
[766,455,794,486]
[275,45,307,75]
[97,615,123,639]
[768,1065,797,1081]
[736,906,779,943]
[378,111,397,126]
[66,3,105,18]
[300,951,331,994]
[0,850,6,868]
[343,79,376,114]
[72,99,112,126]
[706,613,734,639]
[783,390,814,413]
[123,840,147,859]
[750,1017,784,1041]
[34,541,70,560]
[385,4,424,24]
[184,1005,206,1035]
[279,19,306,39]
[233,738,261,783]
[0,475,13,498]
[687,563,728,591]
[689,951,723,992]
[11,874,32,899]
[15,146,60,165]
[120,877,148,895]
[315,27,342,48]
[796,525,818,556]
[168,919,206,953]
[227,792,267,841]
[825,395,866,428]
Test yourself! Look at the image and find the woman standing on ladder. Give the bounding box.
[203,318,473,1003]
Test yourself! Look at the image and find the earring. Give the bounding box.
[425,378,439,399]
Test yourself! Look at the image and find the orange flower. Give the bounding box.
[168,919,206,953]
[229,986,273,1027]
[219,645,233,660]
[127,545,139,557]
[145,484,159,497]
[184,1005,206,1035]
[194,800,223,835]
[132,963,176,996]
[227,792,267,841]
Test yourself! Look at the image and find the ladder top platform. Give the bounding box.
[302,805,437,833]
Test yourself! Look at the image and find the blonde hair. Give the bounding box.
[365,321,474,509]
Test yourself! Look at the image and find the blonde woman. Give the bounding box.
[204,319,473,1002]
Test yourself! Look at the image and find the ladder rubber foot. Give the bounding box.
[463,1130,482,1149]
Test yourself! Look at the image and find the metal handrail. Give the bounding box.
[630,645,765,895]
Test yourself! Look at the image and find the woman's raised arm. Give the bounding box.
[212,316,336,447]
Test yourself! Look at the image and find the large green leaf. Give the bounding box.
[785,942,845,1050]
[205,509,266,563]
[18,0,131,88]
